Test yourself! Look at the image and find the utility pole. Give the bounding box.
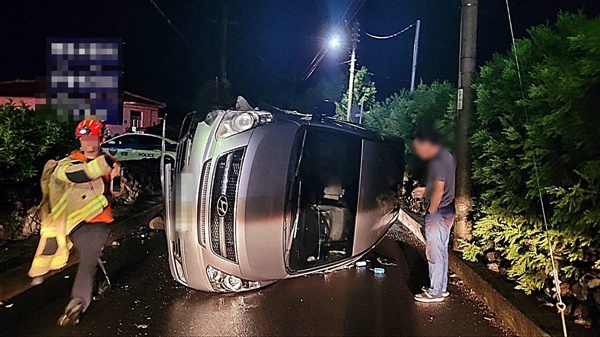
[410,20,421,91]
[454,0,478,249]
[346,21,360,122]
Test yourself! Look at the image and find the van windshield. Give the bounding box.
[287,127,361,271]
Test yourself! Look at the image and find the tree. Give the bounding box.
[335,66,377,119]
[461,13,600,294]
[363,82,456,180]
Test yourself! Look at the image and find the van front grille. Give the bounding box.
[210,148,245,263]
[198,159,211,247]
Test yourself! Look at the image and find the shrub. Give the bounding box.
[463,13,600,294]
[0,102,76,183]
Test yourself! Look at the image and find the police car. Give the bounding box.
[101,133,177,162]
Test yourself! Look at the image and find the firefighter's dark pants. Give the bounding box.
[70,222,110,311]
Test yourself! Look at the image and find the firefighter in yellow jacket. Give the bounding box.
[29,120,121,326]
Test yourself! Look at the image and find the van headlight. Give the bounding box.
[206,265,262,292]
[215,110,273,140]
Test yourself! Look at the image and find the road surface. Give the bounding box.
[3,231,511,336]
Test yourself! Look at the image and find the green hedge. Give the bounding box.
[0,102,76,183]
[461,13,600,293]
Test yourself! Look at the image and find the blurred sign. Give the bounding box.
[457,88,464,110]
[46,38,122,123]
[350,103,361,124]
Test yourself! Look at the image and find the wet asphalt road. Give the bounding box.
[3,231,509,336]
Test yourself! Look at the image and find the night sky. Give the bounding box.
[1,0,599,115]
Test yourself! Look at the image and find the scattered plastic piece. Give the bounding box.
[355,261,367,267]
[377,257,398,266]
[373,267,385,274]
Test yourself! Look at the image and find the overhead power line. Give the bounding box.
[148,0,200,57]
[363,20,421,91]
[365,23,415,40]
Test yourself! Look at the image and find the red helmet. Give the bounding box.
[75,120,104,137]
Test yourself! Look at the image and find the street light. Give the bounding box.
[329,36,341,48]
[327,22,360,122]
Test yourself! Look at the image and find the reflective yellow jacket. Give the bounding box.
[29,152,115,278]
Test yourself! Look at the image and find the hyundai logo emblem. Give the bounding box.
[216,195,228,217]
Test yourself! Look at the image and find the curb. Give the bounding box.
[397,208,593,337]
[0,203,162,302]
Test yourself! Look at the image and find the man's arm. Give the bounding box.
[54,155,115,183]
[428,180,445,214]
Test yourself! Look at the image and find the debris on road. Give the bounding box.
[377,257,398,266]
[373,267,385,274]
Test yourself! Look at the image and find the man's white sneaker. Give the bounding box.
[414,291,445,303]
[421,286,450,297]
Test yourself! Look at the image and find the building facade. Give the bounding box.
[0,80,165,136]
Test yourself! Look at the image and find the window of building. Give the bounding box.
[130,110,142,128]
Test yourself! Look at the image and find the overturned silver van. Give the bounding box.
[162,99,404,292]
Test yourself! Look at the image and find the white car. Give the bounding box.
[101,133,177,162]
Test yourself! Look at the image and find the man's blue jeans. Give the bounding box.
[424,211,455,296]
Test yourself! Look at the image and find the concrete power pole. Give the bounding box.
[346,22,360,122]
[410,20,421,91]
[454,0,478,249]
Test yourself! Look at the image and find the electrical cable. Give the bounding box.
[504,1,568,336]
[365,23,415,40]
[148,0,201,57]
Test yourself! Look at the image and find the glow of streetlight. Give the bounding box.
[329,36,341,48]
